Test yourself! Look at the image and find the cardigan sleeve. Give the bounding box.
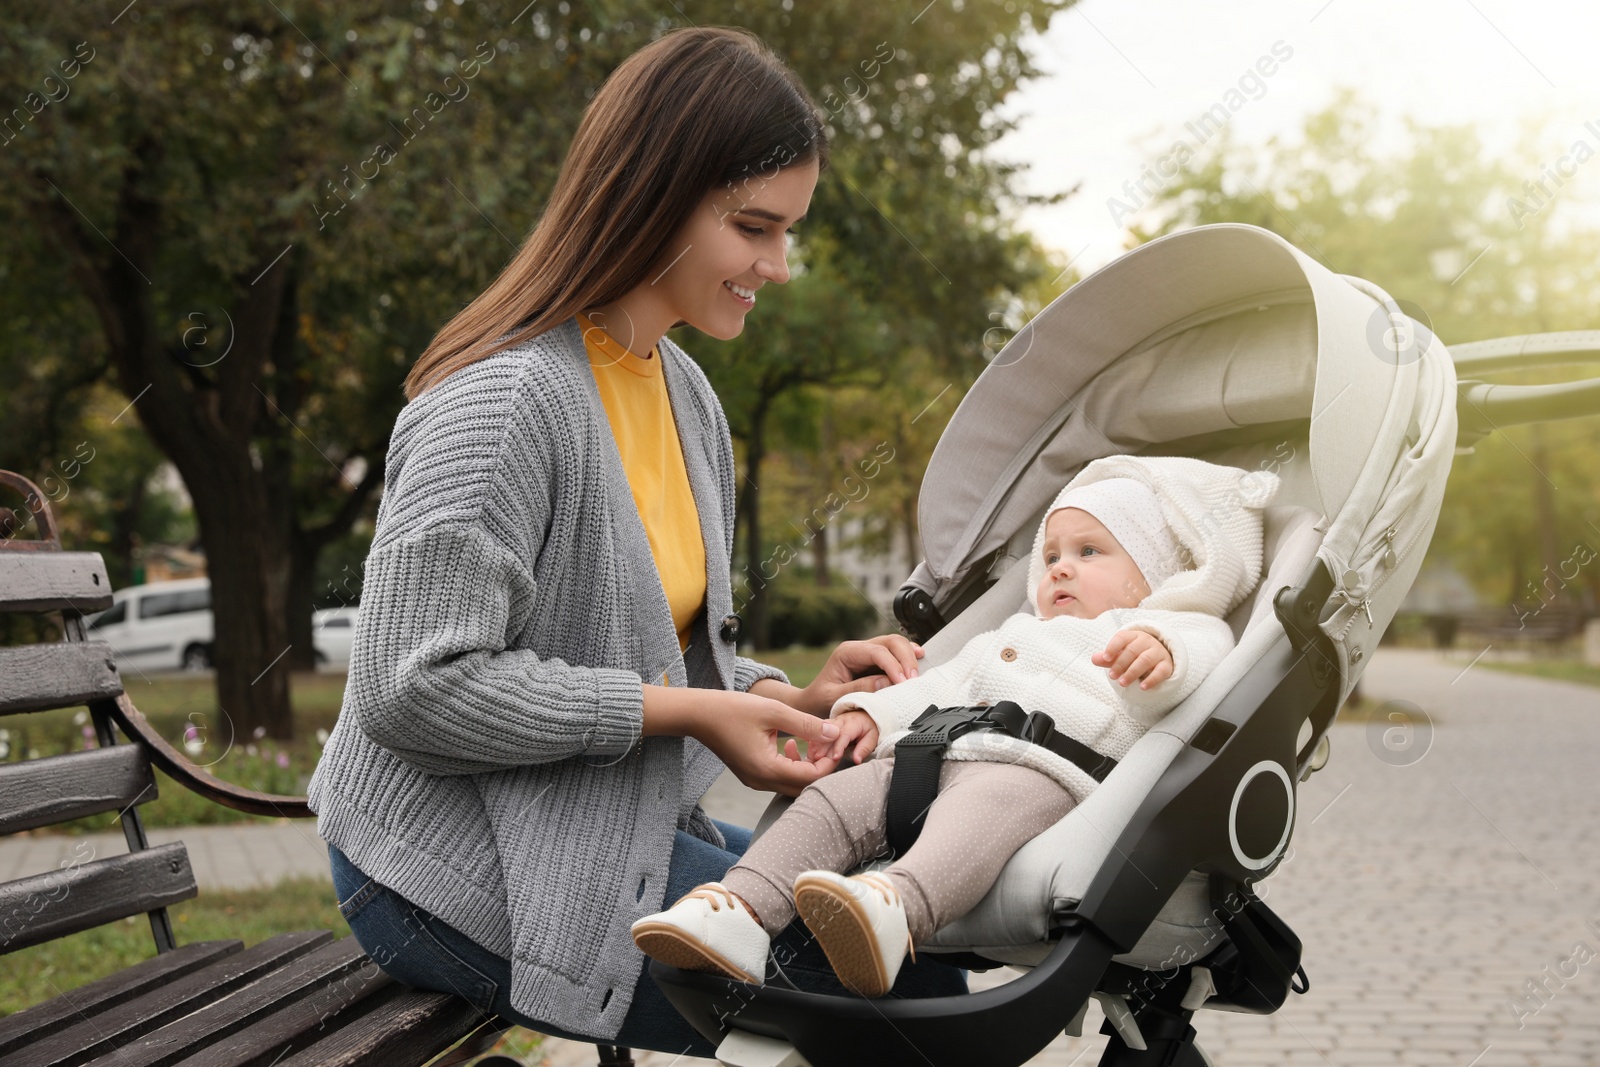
[350,520,644,776]
[348,370,643,777]
[734,655,790,692]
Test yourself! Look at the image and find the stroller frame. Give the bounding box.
[657,566,1336,1066]
[646,224,1600,1067]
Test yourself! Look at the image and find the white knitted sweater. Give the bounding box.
[835,456,1276,801]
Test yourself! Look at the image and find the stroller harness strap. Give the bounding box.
[884,700,1118,857]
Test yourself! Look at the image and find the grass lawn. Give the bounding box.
[0,879,351,1016]
[1,672,347,833]
[747,645,834,687]
[1478,659,1600,688]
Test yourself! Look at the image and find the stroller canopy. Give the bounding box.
[905,223,1458,705]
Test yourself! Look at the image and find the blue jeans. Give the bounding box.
[327,820,967,1058]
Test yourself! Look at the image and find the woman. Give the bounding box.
[307,26,967,1057]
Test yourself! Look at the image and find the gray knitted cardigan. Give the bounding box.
[306,316,788,1039]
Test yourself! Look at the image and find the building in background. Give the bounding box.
[138,544,207,584]
[830,516,918,624]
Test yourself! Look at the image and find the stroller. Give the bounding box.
[649,222,1600,1066]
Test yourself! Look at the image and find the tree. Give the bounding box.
[1123,90,1600,611]
[2,3,610,736]
[689,0,1074,645]
[2,0,1080,709]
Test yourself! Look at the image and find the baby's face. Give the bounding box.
[1036,508,1153,619]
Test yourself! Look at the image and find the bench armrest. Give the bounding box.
[103,694,313,819]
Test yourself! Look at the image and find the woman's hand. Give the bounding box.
[644,685,843,796]
[797,634,924,717]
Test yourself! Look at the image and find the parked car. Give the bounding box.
[86,578,214,673]
[85,579,359,673]
[312,606,358,670]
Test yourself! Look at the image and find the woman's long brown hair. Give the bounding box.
[403,27,829,399]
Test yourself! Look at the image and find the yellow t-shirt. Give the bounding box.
[578,313,707,660]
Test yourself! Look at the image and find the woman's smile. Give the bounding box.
[723,280,757,309]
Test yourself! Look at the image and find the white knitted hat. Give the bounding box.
[1027,456,1279,619]
[1039,478,1185,602]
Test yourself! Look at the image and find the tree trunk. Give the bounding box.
[193,472,296,740]
[286,460,386,675]
[741,404,771,650]
[107,475,146,590]
[812,411,833,586]
[31,137,386,742]
[811,523,830,586]
[1505,519,1524,609]
[287,535,319,673]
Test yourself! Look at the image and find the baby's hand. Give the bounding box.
[815,708,880,766]
[1093,630,1174,690]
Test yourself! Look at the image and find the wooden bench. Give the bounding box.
[0,470,579,1066]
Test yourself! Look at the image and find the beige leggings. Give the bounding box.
[721,756,1076,944]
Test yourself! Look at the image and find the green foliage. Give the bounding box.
[2,0,1078,662]
[0,673,345,831]
[764,572,879,648]
[314,527,371,611]
[1125,90,1600,609]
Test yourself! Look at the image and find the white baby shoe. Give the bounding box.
[630,882,769,985]
[793,870,913,998]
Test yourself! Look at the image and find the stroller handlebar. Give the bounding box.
[1448,330,1600,372]
[1449,331,1600,444]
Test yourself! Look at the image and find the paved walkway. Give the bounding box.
[0,821,331,891]
[6,649,1597,1065]
[537,649,1600,1066]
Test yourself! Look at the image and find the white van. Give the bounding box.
[85,580,358,673]
[311,606,358,669]
[86,578,214,672]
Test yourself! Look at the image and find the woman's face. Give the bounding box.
[652,157,820,340]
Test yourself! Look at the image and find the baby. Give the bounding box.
[633,456,1276,997]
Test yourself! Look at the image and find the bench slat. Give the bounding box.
[6,930,332,1067]
[0,940,242,1058]
[168,961,397,1067]
[91,937,375,1067]
[0,744,157,835]
[275,987,489,1067]
[0,642,123,717]
[0,843,196,955]
[0,552,113,613]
